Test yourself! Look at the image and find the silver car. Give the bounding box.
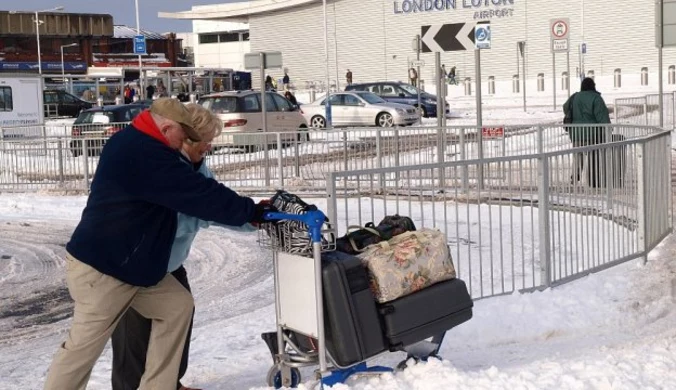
[302,91,419,128]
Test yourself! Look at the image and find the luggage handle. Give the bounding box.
[346,225,381,253]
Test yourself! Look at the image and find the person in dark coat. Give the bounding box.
[43,98,276,390]
[562,77,611,183]
[146,84,156,100]
[346,69,353,86]
[284,91,298,106]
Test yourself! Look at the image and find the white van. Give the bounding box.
[0,74,44,139]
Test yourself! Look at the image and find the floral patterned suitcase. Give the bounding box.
[357,228,456,303]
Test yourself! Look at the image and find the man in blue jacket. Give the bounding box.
[44,98,274,390]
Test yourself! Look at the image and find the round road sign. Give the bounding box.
[552,20,568,38]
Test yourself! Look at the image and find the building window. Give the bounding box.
[0,87,13,112]
[219,33,239,43]
[242,32,250,41]
[199,34,218,44]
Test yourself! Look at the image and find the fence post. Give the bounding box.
[326,171,339,236]
[343,131,349,172]
[81,140,89,191]
[394,128,400,184]
[41,125,48,156]
[673,91,676,130]
[613,99,618,123]
[644,98,649,126]
[376,129,384,189]
[57,138,64,184]
[294,134,300,177]
[460,127,468,193]
[537,126,552,287]
[605,125,614,210]
[636,142,647,264]
[277,133,284,188]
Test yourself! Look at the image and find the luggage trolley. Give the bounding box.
[258,207,470,389]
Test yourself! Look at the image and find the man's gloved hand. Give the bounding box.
[251,199,278,227]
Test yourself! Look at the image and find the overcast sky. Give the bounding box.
[10,1,241,33]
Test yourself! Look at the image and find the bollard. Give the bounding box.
[641,67,648,86]
[464,77,472,96]
[115,96,123,105]
[587,70,595,80]
[561,71,569,91]
[96,97,104,107]
[420,79,425,91]
[189,93,197,104]
[512,74,520,93]
[614,68,622,89]
[309,88,316,103]
[537,73,545,92]
[488,76,495,95]
[668,65,675,85]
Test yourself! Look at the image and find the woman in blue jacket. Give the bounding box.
[110,104,254,390]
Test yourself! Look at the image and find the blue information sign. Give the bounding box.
[134,35,146,54]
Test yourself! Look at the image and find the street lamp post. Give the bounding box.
[135,0,144,99]
[60,43,79,85]
[10,6,64,75]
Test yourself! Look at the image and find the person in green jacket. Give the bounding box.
[562,77,611,183]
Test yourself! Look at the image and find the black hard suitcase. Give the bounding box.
[378,278,473,350]
[321,251,387,366]
[587,134,626,189]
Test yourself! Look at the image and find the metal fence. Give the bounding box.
[0,124,668,193]
[615,92,676,129]
[326,124,672,300]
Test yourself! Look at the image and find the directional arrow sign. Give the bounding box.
[421,23,476,53]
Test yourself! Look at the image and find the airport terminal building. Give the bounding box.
[161,0,676,92]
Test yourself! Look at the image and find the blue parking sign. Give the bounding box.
[134,35,146,54]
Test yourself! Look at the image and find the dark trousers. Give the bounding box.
[111,266,194,390]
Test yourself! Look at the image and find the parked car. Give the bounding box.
[302,91,419,128]
[70,103,151,157]
[43,89,93,118]
[198,90,308,151]
[345,82,449,118]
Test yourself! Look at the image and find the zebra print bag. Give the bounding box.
[267,190,333,255]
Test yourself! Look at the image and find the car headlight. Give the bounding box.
[396,108,405,114]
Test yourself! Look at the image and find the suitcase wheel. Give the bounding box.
[266,364,301,389]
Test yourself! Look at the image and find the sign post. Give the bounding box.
[414,35,422,117]
[244,51,283,186]
[656,0,676,128]
[550,18,570,111]
[518,41,527,112]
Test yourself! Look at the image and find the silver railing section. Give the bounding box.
[326,125,672,300]
[614,92,676,129]
[0,124,670,193]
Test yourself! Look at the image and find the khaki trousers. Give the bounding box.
[44,253,194,390]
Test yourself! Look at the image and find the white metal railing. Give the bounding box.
[615,92,676,129]
[0,124,669,193]
[326,124,672,300]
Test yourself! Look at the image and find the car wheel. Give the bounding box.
[297,125,309,142]
[418,106,428,118]
[377,112,394,127]
[310,115,326,129]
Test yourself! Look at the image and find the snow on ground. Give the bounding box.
[1,193,676,390]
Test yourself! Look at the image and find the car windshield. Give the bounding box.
[201,97,238,113]
[74,111,114,124]
[398,84,419,95]
[355,92,386,104]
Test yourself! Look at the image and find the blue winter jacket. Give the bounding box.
[66,123,256,287]
[167,158,256,272]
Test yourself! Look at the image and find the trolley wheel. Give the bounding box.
[266,364,301,389]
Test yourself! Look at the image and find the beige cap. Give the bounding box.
[149,98,201,142]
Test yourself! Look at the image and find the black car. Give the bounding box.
[43,89,93,118]
[70,103,150,157]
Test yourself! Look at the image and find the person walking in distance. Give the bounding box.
[562,77,611,185]
[43,98,276,390]
[346,69,353,86]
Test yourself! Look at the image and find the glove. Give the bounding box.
[251,200,278,227]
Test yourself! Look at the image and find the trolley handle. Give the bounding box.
[263,210,327,243]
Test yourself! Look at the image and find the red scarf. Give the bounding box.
[132,110,169,147]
